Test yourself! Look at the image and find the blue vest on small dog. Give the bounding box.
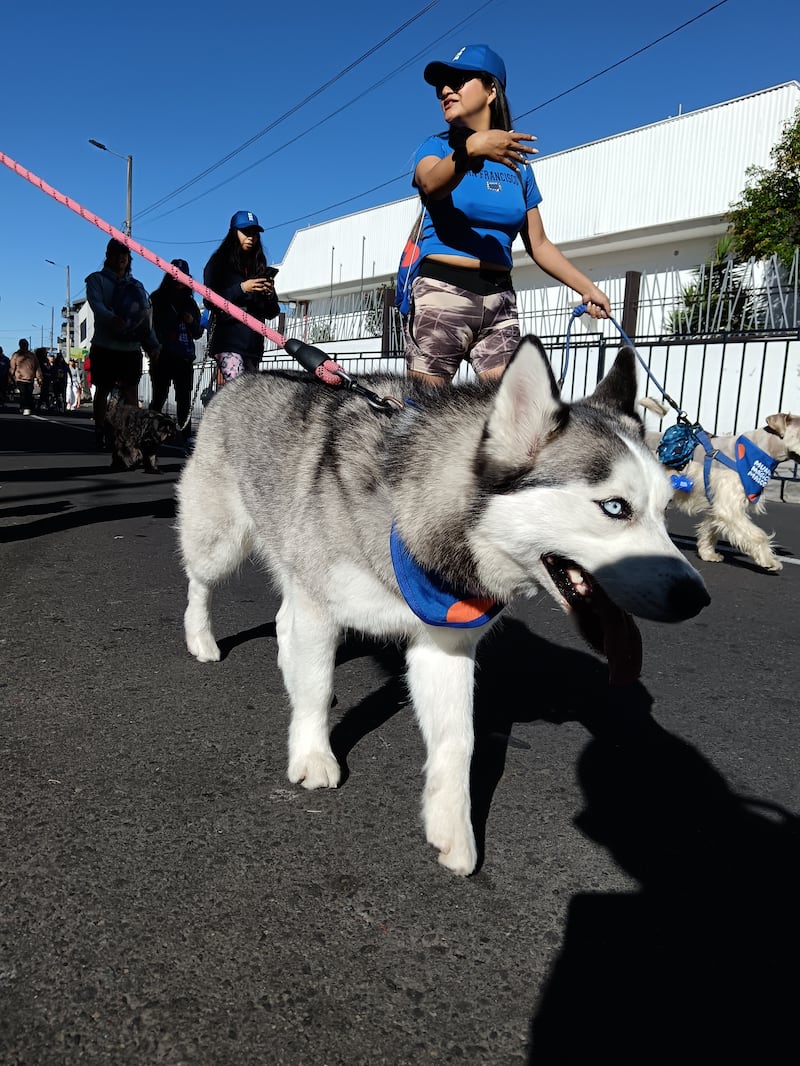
[733,436,778,501]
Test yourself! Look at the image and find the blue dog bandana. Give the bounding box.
[390,525,504,628]
[735,436,778,501]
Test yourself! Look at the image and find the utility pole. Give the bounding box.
[65,265,71,358]
[45,260,71,357]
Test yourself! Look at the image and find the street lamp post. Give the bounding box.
[37,301,54,349]
[89,139,132,236]
[45,260,71,359]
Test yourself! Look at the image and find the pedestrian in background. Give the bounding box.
[9,339,42,415]
[53,351,69,412]
[85,238,160,448]
[0,346,10,403]
[83,354,94,402]
[405,44,610,385]
[203,211,280,384]
[66,359,83,410]
[149,258,203,447]
[37,349,55,410]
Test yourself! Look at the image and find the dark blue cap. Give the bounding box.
[424,44,507,90]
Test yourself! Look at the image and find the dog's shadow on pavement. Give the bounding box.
[463,619,799,1063]
[508,664,800,1064]
[326,618,630,805]
[470,616,624,849]
[528,724,799,1064]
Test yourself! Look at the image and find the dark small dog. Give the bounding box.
[105,396,177,474]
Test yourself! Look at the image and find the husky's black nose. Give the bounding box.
[671,576,711,619]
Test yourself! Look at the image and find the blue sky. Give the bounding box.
[1,0,797,351]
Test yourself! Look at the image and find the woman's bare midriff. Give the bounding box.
[425,253,509,272]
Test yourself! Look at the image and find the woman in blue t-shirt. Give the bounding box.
[407,44,611,385]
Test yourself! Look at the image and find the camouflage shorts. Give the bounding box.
[215,351,260,382]
[404,275,520,380]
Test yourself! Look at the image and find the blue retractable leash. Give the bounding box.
[562,306,778,503]
[561,304,685,417]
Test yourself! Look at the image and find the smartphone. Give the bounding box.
[265,266,279,280]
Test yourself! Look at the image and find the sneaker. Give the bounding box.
[23,409,31,416]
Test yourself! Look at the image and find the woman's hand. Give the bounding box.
[241,278,275,295]
[582,285,612,320]
[466,129,538,172]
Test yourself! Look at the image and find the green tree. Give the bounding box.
[667,235,752,334]
[727,106,800,267]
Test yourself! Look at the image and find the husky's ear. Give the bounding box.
[586,345,638,417]
[483,335,565,463]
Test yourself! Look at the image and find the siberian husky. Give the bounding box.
[177,337,709,875]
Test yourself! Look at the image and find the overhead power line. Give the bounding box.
[135,1,441,222]
[266,0,735,234]
[140,0,500,227]
[514,0,731,121]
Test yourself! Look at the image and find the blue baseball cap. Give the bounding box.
[230,210,263,232]
[424,45,507,91]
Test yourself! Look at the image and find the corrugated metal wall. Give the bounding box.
[537,83,800,244]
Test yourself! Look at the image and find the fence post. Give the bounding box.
[382,287,395,358]
[622,270,641,337]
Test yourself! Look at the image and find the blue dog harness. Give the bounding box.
[390,525,504,628]
[658,422,777,504]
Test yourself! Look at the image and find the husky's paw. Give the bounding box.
[186,630,221,663]
[288,751,341,790]
[425,817,477,876]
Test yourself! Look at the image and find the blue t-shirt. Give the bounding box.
[413,133,543,268]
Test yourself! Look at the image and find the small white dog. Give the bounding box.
[641,398,800,571]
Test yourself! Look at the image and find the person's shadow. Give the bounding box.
[527,698,800,1064]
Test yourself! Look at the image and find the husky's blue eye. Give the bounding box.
[600,498,630,519]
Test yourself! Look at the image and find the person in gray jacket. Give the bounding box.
[86,238,160,449]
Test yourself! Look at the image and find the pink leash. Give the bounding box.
[0,149,345,387]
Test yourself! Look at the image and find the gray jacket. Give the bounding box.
[85,266,159,353]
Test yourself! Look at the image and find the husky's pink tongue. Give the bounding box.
[575,583,642,685]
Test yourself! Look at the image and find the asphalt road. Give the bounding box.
[1,405,798,1065]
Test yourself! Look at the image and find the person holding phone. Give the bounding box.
[203,210,280,383]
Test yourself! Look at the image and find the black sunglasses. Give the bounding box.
[435,72,479,99]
